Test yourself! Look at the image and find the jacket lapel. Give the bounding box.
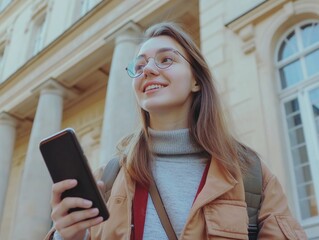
[189,157,238,217]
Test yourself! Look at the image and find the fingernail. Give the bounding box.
[69,179,77,185]
[91,208,99,214]
[83,200,92,207]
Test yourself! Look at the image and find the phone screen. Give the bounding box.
[39,128,109,221]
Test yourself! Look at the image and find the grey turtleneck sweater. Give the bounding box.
[143,128,209,239]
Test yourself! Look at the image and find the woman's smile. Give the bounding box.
[143,81,168,93]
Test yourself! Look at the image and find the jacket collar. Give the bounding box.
[190,157,238,215]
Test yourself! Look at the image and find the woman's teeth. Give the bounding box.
[145,84,164,91]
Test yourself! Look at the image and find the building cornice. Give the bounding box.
[226,0,290,32]
[226,0,291,54]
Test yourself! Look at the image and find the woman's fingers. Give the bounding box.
[49,179,104,240]
[51,179,77,206]
[51,197,92,221]
[55,207,100,230]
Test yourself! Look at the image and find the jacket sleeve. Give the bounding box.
[257,162,307,240]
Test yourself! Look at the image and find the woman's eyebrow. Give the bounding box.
[136,47,176,59]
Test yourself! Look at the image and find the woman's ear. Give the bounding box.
[192,82,201,92]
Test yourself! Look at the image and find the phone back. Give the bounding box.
[39,128,109,220]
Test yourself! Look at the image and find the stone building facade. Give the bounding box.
[0,0,318,239]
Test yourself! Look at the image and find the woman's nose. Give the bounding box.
[143,59,159,77]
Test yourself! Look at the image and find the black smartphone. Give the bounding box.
[39,128,109,221]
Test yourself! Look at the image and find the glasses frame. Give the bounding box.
[125,48,192,78]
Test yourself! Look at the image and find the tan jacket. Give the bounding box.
[45,158,307,240]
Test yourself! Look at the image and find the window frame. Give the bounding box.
[277,20,319,226]
[31,14,47,57]
[275,20,319,94]
[26,1,49,59]
[72,0,101,22]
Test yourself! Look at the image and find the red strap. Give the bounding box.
[133,183,148,240]
[193,162,210,205]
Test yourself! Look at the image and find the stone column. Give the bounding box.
[12,80,65,240]
[99,26,141,164]
[0,112,17,224]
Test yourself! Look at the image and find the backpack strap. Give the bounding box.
[101,157,121,202]
[243,154,262,240]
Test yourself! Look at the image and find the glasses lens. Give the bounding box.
[155,50,175,69]
[126,50,178,78]
[127,57,147,77]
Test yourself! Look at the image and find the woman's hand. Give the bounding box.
[50,179,104,240]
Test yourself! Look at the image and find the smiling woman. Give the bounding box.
[130,35,199,130]
[45,22,307,240]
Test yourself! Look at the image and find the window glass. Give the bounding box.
[301,23,319,49]
[305,49,319,77]
[284,98,318,219]
[32,17,46,56]
[310,88,319,142]
[278,22,319,90]
[285,99,300,114]
[299,197,319,219]
[295,165,312,183]
[279,60,303,88]
[278,32,298,61]
[292,145,308,165]
[287,113,302,128]
[289,126,305,146]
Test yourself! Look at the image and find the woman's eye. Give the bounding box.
[161,57,173,64]
[135,64,145,72]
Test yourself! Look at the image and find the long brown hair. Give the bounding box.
[119,22,254,187]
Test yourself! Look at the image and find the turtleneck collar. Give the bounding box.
[148,128,205,155]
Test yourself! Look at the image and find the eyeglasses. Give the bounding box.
[125,48,191,78]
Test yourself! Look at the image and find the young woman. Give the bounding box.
[45,22,307,240]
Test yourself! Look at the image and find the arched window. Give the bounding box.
[277,21,319,222]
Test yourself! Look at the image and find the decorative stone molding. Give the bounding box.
[226,0,288,54]
[104,20,142,44]
[31,0,48,20]
[283,1,295,17]
[238,24,255,54]
[31,78,79,100]
[0,30,9,47]
[0,111,18,127]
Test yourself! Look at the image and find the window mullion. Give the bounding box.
[296,26,309,81]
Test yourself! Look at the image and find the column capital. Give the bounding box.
[105,21,142,45]
[32,78,79,99]
[0,112,18,127]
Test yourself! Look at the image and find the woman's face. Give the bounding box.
[132,36,200,128]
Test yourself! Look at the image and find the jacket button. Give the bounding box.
[115,198,122,204]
